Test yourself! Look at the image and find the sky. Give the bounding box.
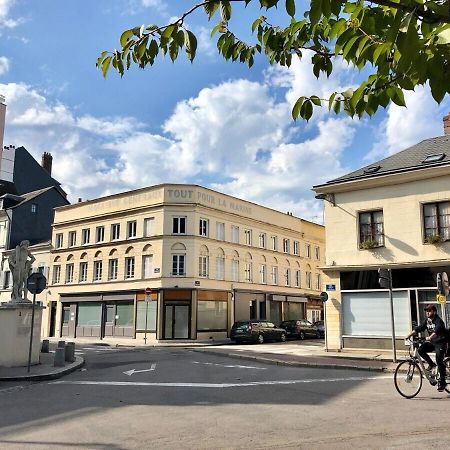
[0,0,449,223]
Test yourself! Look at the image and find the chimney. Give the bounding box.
[0,95,6,154]
[41,152,53,175]
[444,113,450,136]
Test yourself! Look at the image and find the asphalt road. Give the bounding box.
[1,346,450,449]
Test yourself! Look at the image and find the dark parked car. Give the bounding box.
[230,320,287,344]
[279,319,320,340]
[313,320,325,338]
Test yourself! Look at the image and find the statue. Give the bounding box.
[8,240,35,302]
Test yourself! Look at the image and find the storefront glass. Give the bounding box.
[285,302,304,320]
[116,302,134,327]
[136,300,157,331]
[197,301,227,330]
[77,303,102,326]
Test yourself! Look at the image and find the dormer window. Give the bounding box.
[422,153,445,164]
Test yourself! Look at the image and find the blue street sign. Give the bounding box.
[326,284,336,291]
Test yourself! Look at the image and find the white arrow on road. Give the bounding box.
[123,363,156,376]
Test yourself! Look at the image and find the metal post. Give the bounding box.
[27,292,37,373]
[144,295,149,344]
[324,301,328,352]
[388,269,397,363]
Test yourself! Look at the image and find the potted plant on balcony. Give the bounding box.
[424,235,443,244]
[360,239,379,250]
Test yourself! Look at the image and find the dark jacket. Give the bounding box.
[414,314,447,344]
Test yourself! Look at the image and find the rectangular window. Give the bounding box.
[231,259,239,281]
[108,259,118,280]
[295,270,301,287]
[79,262,88,282]
[216,257,225,280]
[172,217,186,234]
[144,217,154,237]
[52,266,61,284]
[315,246,320,260]
[306,244,311,258]
[3,270,11,289]
[271,266,278,285]
[259,233,267,249]
[271,235,278,251]
[293,241,300,256]
[93,261,102,281]
[127,220,137,239]
[198,256,209,277]
[55,233,63,249]
[244,229,252,246]
[244,262,252,282]
[142,255,153,278]
[125,257,135,279]
[283,238,290,253]
[306,271,312,289]
[260,264,267,284]
[81,228,90,245]
[65,264,74,283]
[96,226,105,243]
[216,222,225,241]
[315,273,321,290]
[172,254,185,276]
[197,300,228,331]
[136,298,157,331]
[111,223,120,240]
[285,268,290,286]
[359,210,384,248]
[68,231,76,247]
[31,203,37,213]
[199,218,209,237]
[231,225,239,244]
[423,201,450,241]
[77,303,102,327]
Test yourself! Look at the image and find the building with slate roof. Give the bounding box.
[313,113,450,352]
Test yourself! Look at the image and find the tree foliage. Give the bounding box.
[97,0,450,121]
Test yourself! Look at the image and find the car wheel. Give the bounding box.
[299,331,305,340]
[257,334,264,344]
[280,332,286,342]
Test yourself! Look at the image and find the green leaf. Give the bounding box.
[286,0,295,17]
[301,99,314,121]
[204,1,220,19]
[101,56,111,77]
[220,1,232,21]
[342,88,353,98]
[184,30,198,61]
[292,96,305,120]
[386,86,406,107]
[310,95,321,106]
[120,29,134,48]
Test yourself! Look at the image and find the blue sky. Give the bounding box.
[0,0,449,223]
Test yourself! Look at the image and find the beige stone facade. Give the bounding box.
[44,184,325,341]
[314,142,450,351]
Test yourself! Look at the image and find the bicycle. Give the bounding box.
[394,337,450,398]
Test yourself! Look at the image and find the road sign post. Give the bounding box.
[26,272,47,373]
[319,291,329,351]
[378,268,396,363]
[144,288,151,345]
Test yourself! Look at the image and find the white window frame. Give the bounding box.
[81,228,90,245]
[216,222,225,241]
[260,264,267,284]
[315,273,321,290]
[295,270,301,287]
[172,217,187,235]
[306,271,312,289]
[55,233,63,249]
[111,223,120,241]
[79,262,88,282]
[52,266,61,284]
[271,266,278,285]
[259,233,267,249]
[244,229,252,246]
[198,255,209,277]
[271,235,278,251]
[285,268,291,287]
[216,256,225,280]
[231,225,239,244]
[93,261,102,281]
[293,241,300,256]
[244,262,252,282]
[65,264,74,283]
[125,257,135,279]
[315,246,320,260]
[172,254,186,276]
[96,226,105,243]
[144,217,154,237]
[108,259,118,280]
[306,244,311,258]
[283,238,290,254]
[68,231,76,247]
[231,259,239,282]
[142,255,153,278]
[127,220,137,239]
[199,218,209,237]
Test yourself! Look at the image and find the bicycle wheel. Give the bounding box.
[444,357,450,394]
[394,360,423,399]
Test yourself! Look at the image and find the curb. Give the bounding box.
[194,349,396,373]
[0,356,85,382]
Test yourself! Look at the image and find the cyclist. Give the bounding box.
[406,304,447,392]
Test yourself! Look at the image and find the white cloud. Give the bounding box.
[0,56,9,75]
[0,0,21,28]
[141,0,167,13]
[367,87,450,161]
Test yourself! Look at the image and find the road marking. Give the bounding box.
[123,363,157,376]
[51,375,392,388]
[192,361,267,370]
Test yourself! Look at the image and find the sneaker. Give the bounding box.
[437,382,447,392]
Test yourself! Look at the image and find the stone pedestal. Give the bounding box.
[0,302,43,367]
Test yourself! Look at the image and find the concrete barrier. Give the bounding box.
[57,340,65,348]
[54,347,65,367]
[41,339,49,353]
[65,342,75,363]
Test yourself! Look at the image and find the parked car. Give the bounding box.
[230,320,287,344]
[313,320,325,338]
[279,319,320,340]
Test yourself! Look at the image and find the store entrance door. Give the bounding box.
[163,302,190,339]
[102,302,134,337]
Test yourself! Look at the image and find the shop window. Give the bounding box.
[172,254,186,276]
[116,302,134,326]
[359,210,384,248]
[197,300,227,331]
[111,223,120,240]
[144,217,154,237]
[81,228,90,245]
[127,220,137,239]
[136,299,157,330]
[125,257,135,279]
[423,201,450,242]
[172,217,186,234]
[79,262,88,282]
[96,226,105,243]
[77,303,102,326]
[199,218,209,237]
[108,259,118,280]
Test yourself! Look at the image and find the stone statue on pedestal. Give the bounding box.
[8,240,35,303]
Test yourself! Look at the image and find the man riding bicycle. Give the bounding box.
[406,304,447,392]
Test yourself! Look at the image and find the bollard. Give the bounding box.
[54,347,66,367]
[41,339,49,353]
[57,340,66,349]
[65,342,75,363]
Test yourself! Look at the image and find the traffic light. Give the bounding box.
[378,268,392,289]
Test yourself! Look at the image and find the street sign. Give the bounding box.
[437,294,447,305]
[319,292,329,302]
[27,272,46,294]
[325,284,336,291]
[144,287,152,295]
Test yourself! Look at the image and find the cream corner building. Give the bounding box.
[314,115,450,351]
[38,184,324,341]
